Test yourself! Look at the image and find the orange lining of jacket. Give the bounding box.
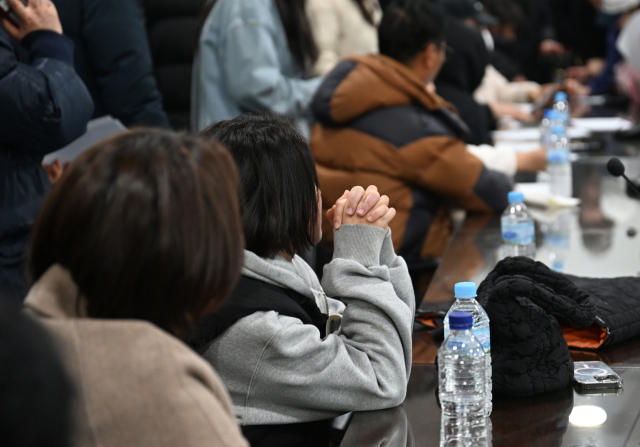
[417,315,608,350]
[561,323,608,350]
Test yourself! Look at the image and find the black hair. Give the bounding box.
[378,0,446,64]
[200,113,319,259]
[199,0,318,70]
[0,299,74,447]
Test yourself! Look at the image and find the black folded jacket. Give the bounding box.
[565,275,640,349]
[477,257,596,396]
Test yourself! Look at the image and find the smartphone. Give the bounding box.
[0,0,27,26]
[573,361,623,391]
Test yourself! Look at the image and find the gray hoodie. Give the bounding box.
[200,224,415,425]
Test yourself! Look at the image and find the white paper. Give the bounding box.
[515,182,581,208]
[43,116,127,164]
[570,117,633,133]
[492,126,591,142]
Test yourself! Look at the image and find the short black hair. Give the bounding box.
[378,0,446,64]
[28,129,244,339]
[0,299,74,447]
[200,113,319,259]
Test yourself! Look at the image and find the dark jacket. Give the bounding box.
[54,0,169,128]
[144,0,206,130]
[435,19,495,146]
[311,54,512,263]
[513,0,556,83]
[0,29,94,302]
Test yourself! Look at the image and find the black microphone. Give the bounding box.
[607,157,640,197]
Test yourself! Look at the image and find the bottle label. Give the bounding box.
[473,327,491,354]
[502,221,535,245]
[547,148,570,164]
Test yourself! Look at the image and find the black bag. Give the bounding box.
[477,257,596,396]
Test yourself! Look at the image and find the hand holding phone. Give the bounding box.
[0,0,62,42]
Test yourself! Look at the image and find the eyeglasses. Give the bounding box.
[439,41,455,56]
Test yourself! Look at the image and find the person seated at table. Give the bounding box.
[195,113,415,445]
[310,0,519,264]
[23,130,248,447]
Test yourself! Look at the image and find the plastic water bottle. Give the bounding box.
[501,191,536,259]
[541,209,572,272]
[439,312,488,446]
[546,125,573,198]
[552,91,571,126]
[540,109,559,147]
[443,283,492,416]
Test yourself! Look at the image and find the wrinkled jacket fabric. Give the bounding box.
[0,29,93,302]
[310,54,512,263]
[477,257,596,396]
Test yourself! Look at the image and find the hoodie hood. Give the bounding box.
[311,54,455,126]
[436,18,489,93]
[242,250,321,300]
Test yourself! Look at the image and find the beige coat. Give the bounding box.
[307,0,382,76]
[24,264,248,447]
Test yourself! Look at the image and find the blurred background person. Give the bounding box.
[551,0,607,83]
[24,130,248,447]
[564,0,640,97]
[192,0,322,136]
[311,0,515,265]
[53,0,170,128]
[0,0,93,303]
[0,299,74,447]
[512,0,564,83]
[307,0,382,76]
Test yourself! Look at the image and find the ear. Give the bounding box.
[423,42,440,71]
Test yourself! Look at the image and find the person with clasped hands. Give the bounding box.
[0,0,93,303]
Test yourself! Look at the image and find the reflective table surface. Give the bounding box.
[414,155,640,365]
[340,365,640,447]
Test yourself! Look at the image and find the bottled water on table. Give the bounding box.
[540,109,560,147]
[501,191,536,259]
[439,312,489,447]
[443,283,492,416]
[552,91,571,126]
[546,125,573,198]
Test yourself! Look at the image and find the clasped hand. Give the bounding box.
[326,185,396,233]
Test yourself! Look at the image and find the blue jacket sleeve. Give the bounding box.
[80,0,169,128]
[0,29,93,157]
[221,19,322,116]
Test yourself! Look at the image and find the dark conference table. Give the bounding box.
[339,141,640,445]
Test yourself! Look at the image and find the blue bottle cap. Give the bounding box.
[508,191,524,203]
[554,92,568,101]
[449,312,473,330]
[454,282,477,299]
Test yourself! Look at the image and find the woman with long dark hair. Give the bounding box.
[192,0,321,136]
[307,0,382,76]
